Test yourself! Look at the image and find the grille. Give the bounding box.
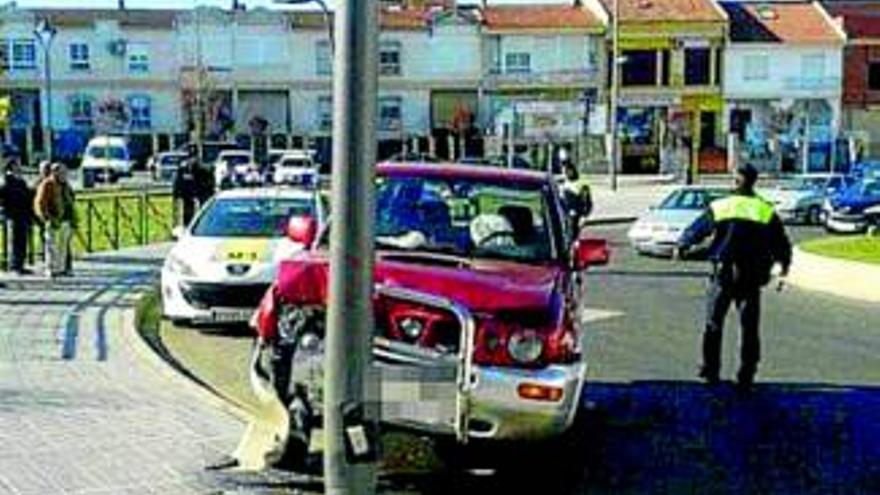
[180,282,269,309]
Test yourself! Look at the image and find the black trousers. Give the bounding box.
[703,276,762,380]
[10,219,29,272]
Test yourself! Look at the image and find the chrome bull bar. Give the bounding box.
[374,284,476,444]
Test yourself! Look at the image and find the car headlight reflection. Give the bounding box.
[164,254,196,277]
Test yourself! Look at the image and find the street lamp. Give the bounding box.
[34,17,57,161]
[274,0,334,55]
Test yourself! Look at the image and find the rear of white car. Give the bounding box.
[161,188,324,325]
[81,136,133,183]
[273,152,318,186]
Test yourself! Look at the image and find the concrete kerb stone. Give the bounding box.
[121,299,254,424]
[788,246,880,303]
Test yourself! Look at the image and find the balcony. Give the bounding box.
[484,67,599,89]
[783,76,841,92]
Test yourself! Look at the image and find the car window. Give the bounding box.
[372,176,556,263]
[659,189,726,210]
[160,155,185,166]
[87,147,105,159]
[280,159,312,169]
[863,181,880,197]
[191,197,314,238]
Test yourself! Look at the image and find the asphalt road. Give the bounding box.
[169,224,880,494]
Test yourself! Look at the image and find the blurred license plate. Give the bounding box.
[211,309,251,323]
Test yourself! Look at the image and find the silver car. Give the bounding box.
[762,174,853,225]
[628,186,730,257]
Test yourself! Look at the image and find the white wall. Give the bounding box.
[494,34,599,74]
[290,88,430,136]
[723,44,843,100]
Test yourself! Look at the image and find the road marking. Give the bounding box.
[580,308,625,324]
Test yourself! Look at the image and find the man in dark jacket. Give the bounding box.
[678,164,792,390]
[1,160,34,274]
[173,158,200,226]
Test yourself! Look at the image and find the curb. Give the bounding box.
[788,247,880,303]
[123,294,255,424]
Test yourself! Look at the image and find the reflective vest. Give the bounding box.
[710,195,775,225]
[562,177,591,196]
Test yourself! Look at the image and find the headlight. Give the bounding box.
[398,317,425,341]
[507,330,544,364]
[164,254,196,277]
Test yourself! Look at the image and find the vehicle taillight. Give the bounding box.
[253,285,279,341]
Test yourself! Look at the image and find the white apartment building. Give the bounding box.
[1,2,605,164]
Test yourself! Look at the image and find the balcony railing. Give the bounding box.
[782,76,841,92]
[484,67,599,87]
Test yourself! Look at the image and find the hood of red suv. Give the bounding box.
[274,251,562,312]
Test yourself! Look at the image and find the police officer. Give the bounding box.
[677,164,791,390]
[560,161,592,237]
[172,158,199,226]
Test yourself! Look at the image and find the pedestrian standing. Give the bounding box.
[0,159,34,274]
[560,162,593,237]
[57,164,76,276]
[677,164,792,390]
[34,163,74,278]
[173,158,199,226]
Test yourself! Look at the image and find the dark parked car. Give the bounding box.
[824,178,880,234]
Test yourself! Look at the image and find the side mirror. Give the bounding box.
[572,237,610,270]
[287,215,318,248]
[171,226,186,241]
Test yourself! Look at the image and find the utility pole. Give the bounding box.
[608,0,620,191]
[324,0,378,492]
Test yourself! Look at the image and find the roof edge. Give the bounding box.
[814,0,849,44]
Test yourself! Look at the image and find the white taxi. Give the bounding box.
[161,187,326,325]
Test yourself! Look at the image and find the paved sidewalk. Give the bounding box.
[0,248,243,494]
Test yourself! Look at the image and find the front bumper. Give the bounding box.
[825,213,867,233]
[161,269,269,324]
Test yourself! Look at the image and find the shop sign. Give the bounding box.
[619,93,682,107]
[515,101,583,139]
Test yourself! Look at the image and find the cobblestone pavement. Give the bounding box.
[0,247,244,495]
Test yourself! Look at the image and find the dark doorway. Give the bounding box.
[700,112,717,150]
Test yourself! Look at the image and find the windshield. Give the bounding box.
[280,159,312,169]
[222,154,251,166]
[367,175,557,263]
[780,178,825,191]
[659,189,728,210]
[87,146,126,160]
[191,197,314,238]
[861,181,880,197]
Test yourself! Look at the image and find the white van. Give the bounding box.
[81,136,133,183]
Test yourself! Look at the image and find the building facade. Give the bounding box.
[722,1,845,173]
[824,0,880,159]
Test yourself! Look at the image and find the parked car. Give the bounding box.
[628,186,730,257]
[849,160,880,181]
[249,162,610,464]
[148,151,189,181]
[80,136,133,183]
[824,178,880,234]
[213,150,255,189]
[272,151,318,186]
[762,174,855,225]
[161,187,327,325]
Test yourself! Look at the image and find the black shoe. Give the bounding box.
[205,455,240,471]
[699,368,720,385]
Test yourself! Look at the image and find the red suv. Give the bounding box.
[252,162,609,462]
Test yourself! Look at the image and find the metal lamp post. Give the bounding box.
[34,17,57,161]
[608,0,621,191]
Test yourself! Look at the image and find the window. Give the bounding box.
[743,55,769,81]
[869,63,880,91]
[315,40,332,76]
[802,54,825,81]
[317,95,332,131]
[379,96,403,131]
[379,41,402,76]
[621,50,656,86]
[504,52,531,74]
[69,95,94,129]
[127,43,150,73]
[0,42,8,69]
[11,39,36,70]
[128,95,151,130]
[69,43,90,71]
[684,47,711,86]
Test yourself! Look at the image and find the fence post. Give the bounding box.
[86,199,94,253]
[139,192,147,245]
[113,196,121,250]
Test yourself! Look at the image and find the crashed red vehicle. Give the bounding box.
[251,162,609,461]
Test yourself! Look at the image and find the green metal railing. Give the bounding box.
[1,191,177,270]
